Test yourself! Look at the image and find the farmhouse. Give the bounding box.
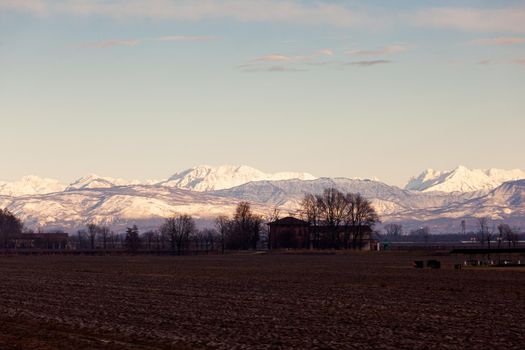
[268,216,377,250]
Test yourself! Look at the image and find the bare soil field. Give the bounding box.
[0,252,524,349]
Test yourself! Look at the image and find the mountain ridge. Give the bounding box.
[405,165,525,193]
[1,165,523,233]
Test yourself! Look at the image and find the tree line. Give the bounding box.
[382,217,521,247]
[75,202,263,254]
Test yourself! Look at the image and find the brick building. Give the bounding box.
[268,216,377,250]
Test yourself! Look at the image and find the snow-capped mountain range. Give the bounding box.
[160,165,316,191]
[405,165,525,193]
[0,165,523,232]
[0,165,316,196]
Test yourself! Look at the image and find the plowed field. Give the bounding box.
[0,252,524,349]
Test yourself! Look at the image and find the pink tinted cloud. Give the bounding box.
[348,45,407,56]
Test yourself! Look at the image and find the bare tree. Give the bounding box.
[477,217,490,247]
[299,190,380,250]
[215,215,230,254]
[142,230,156,251]
[109,230,117,249]
[227,202,262,250]
[98,225,110,250]
[124,225,141,253]
[201,228,218,252]
[0,209,23,251]
[498,223,520,248]
[410,226,430,243]
[160,214,196,255]
[346,193,380,249]
[460,219,466,235]
[266,206,281,223]
[77,229,87,250]
[300,193,322,249]
[317,188,348,248]
[384,223,403,237]
[87,223,99,250]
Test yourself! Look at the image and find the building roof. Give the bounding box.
[267,216,310,226]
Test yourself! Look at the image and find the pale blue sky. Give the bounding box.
[1,0,524,186]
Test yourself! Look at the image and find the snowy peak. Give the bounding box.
[66,174,142,191]
[161,165,317,191]
[406,166,525,193]
[0,176,66,196]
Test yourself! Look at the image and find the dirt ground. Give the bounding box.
[0,251,524,349]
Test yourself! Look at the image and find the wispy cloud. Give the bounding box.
[316,48,334,56]
[411,7,525,34]
[79,35,215,49]
[0,0,47,15]
[346,60,392,67]
[348,45,407,56]
[4,1,525,34]
[241,65,308,73]
[242,49,336,72]
[156,35,217,42]
[241,49,393,72]
[476,58,525,66]
[252,54,294,62]
[251,49,333,63]
[468,37,525,46]
[81,39,141,49]
[0,0,374,27]
[477,59,494,65]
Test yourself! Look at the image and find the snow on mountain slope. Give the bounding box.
[160,165,316,191]
[397,179,525,223]
[405,165,525,193]
[465,179,525,217]
[66,174,142,191]
[0,176,67,196]
[7,185,259,231]
[215,177,479,215]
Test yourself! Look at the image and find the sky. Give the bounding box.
[0,0,524,187]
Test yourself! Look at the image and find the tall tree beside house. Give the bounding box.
[345,193,380,249]
[300,193,322,248]
[215,202,262,250]
[317,188,348,248]
[0,208,23,250]
[160,214,196,255]
[124,225,141,254]
[229,202,262,250]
